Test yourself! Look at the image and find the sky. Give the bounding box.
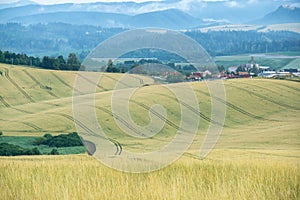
[1,0,299,7]
[1,0,158,4]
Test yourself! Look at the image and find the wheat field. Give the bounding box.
[0,64,299,199]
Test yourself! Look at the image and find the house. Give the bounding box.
[238,71,250,78]
[189,70,212,80]
[228,66,238,74]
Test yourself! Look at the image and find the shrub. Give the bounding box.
[41,132,83,148]
[0,143,41,156]
[49,148,59,155]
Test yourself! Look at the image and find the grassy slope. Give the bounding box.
[214,54,299,70]
[0,64,299,199]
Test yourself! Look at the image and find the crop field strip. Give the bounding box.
[227,84,300,110]
[235,80,300,100]
[77,73,108,91]
[50,72,84,95]
[95,106,146,137]
[0,96,10,107]
[101,73,135,88]
[22,69,59,98]
[49,112,122,155]
[194,89,275,122]
[0,117,72,133]
[130,99,187,132]
[3,68,35,103]
[156,93,225,127]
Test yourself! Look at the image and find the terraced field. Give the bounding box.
[0,63,299,199]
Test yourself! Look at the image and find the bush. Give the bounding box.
[0,131,3,136]
[49,148,59,155]
[43,133,53,140]
[0,143,41,156]
[41,132,83,148]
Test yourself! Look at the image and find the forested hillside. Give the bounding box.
[0,23,299,57]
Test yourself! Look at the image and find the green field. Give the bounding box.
[0,63,299,199]
[214,53,300,69]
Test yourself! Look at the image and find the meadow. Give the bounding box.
[0,63,299,199]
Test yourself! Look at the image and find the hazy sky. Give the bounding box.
[0,0,158,4]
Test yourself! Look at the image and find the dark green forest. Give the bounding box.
[0,23,299,58]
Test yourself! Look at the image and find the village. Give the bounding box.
[187,56,300,81]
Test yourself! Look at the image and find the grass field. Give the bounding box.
[0,63,299,199]
[214,53,300,70]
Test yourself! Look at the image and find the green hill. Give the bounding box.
[0,63,299,153]
[0,63,299,199]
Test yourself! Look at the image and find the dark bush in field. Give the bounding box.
[37,132,83,148]
[0,143,41,156]
[49,148,59,155]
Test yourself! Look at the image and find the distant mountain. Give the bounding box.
[8,9,203,29]
[10,11,130,27]
[129,9,202,29]
[251,5,300,25]
[0,0,37,9]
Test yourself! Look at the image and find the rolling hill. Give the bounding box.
[7,9,202,29]
[0,64,299,199]
[0,63,299,152]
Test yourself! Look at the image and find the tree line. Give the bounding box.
[1,23,299,57]
[0,50,81,70]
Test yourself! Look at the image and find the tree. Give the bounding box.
[0,131,3,136]
[217,65,225,72]
[57,55,66,69]
[106,59,113,72]
[67,53,81,71]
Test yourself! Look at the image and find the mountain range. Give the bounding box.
[0,1,299,30]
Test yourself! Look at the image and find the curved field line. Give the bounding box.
[275,79,300,92]
[0,96,10,107]
[157,93,225,127]
[130,99,187,131]
[237,81,300,98]
[49,112,122,155]
[101,74,132,88]
[22,70,59,98]
[3,68,35,103]
[227,84,300,110]
[95,106,145,137]
[77,73,108,91]
[128,74,144,85]
[0,118,41,131]
[50,72,83,95]
[195,89,273,121]
[11,107,34,114]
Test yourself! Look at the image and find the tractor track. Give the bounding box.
[3,68,35,103]
[0,96,10,107]
[50,72,83,95]
[0,95,36,114]
[276,79,300,92]
[0,118,43,132]
[23,70,58,98]
[95,106,146,137]
[195,89,272,121]
[102,74,133,88]
[128,74,144,85]
[77,73,108,91]
[227,84,300,110]
[237,81,300,97]
[49,112,122,155]
[157,93,225,127]
[130,99,188,131]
